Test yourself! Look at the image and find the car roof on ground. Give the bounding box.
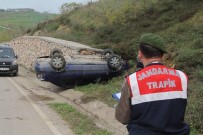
[0,44,12,48]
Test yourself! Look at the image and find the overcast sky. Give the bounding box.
[0,0,94,13]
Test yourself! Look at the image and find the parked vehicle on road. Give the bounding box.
[34,48,127,88]
[0,44,18,76]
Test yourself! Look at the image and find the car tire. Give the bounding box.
[13,71,18,76]
[50,53,66,72]
[103,48,114,59]
[107,54,122,71]
[50,48,63,58]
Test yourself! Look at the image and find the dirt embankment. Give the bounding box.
[8,36,102,70]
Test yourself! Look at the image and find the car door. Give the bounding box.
[82,64,91,77]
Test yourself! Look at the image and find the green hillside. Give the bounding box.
[27,0,203,134]
[0,11,56,42]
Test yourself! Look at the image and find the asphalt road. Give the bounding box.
[0,77,63,135]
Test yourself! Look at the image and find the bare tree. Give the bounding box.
[60,2,81,13]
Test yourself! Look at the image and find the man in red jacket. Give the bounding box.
[115,33,190,135]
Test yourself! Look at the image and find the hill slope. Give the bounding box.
[27,0,203,134]
[0,11,56,42]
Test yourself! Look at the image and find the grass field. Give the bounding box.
[0,12,56,30]
[0,11,56,42]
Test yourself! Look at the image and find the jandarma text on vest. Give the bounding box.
[137,67,180,81]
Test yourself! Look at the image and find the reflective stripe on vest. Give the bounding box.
[127,65,188,105]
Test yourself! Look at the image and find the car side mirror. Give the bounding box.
[15,55,18,59]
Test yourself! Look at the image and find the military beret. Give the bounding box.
[140,33,167,53]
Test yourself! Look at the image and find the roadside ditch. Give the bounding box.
[15,65,127,135]
[6,36,127,134]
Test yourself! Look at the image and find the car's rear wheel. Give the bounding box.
[103,48,114,59]
[107,54,122,71]
[50,54,66,72]
[50,48,63,58]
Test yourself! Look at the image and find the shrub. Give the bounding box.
[186,82,203,133]
[72,23,84,31]
[178,10,197,22]
[175,49,203,73]
[196,69,203,81]
[192,38,203,49]
[45,21,60,32]
[36,22,45,31]
[59,14,70,25]
[25,28,31,34]
[113,43,137,60]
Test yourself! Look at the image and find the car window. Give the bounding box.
[0,48,15,58]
